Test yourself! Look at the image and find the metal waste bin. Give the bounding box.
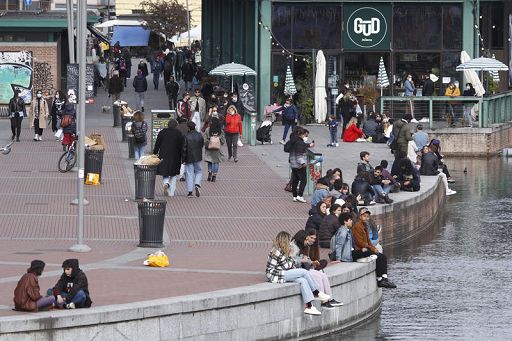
[121,116,131,142]
[113,103,121,127]
[137,200,166,248]
[127,133,135,159]
[134,164,158,199]
[84,149,104,183]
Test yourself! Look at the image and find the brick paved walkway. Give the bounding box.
[0,64,393,318]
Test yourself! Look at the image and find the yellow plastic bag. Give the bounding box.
[144,251,169,267]
[85,173,100,185]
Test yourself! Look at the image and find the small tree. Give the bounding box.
[141,0,189,40]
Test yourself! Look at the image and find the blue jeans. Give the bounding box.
[282,119,296,141]
[372,184,391,198]
[153,73,160,89]
[135,92,145,110]
[329,127,337,144]
[207,162,219,174]
[448,104,456,125]
[163,176,177,196]
[283,268,319,304]
[134,144,145,160]
[47,288,87,307]
[185,161,202,192]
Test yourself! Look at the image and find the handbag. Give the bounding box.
[54,128,63,139]
[284,180,293,192]
[208,134,221,150]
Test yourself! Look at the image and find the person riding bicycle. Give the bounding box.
[61,104,76,149]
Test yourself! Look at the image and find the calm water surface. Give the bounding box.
[322,157,512,340]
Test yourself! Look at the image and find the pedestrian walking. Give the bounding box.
[8,89,26,142]
[108,70,124,103]
[137,59,149,78]
[286,127,315,203]
[153,119,184,197]
[204,117,225,182]
[182,121,204,197]
[273,98,298,144]
[130,111,148,160]
[151,56,163,90]
[190,89,206,132]
[133,69,148,112]
[51,90,66,136]
[181,59,195,91]
[177,93,191,121]
[61,103,76,149]
[224,105,243,162]
[29,90,50,141]
[162,50,174,84]
[165,75,180,110]
[326,114,338,147]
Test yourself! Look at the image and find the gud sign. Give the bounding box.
[344,5,391,50]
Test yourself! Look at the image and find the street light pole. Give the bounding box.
[66,0,75,64]
[70,0,90,253]
[186,0,191,47]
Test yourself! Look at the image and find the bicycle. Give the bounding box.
[58,138,77,173]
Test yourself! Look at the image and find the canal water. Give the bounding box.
[322,157,512,340]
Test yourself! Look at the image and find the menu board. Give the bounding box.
[150,110,176,149]
[66,64,95,101]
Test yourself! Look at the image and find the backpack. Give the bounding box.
[119,58,127,72]
[132,122,147,144]
[61,114,73,128]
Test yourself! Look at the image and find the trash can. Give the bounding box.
[121,116,132,142]
[137,200,166,248]
[134,164,158,199]
[84,149,104,183]
[127,133,135,159]
[113,103,121,127]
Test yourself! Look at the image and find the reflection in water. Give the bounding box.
[320,157,512,340]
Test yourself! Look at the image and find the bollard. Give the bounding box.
[127,133,135,159]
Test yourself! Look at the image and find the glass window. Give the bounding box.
[394,53,440,87]
[270,53,288,103]
[291,5,342,50]
[393,5,442,50]
[480,2,504,49]
[271,4,292,50]
[443,5,462,50]
[441,52,461,85]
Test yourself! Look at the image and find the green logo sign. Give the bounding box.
[344,5,391,50]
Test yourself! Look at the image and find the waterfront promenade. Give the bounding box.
[0,77,443,339]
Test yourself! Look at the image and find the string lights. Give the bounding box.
[258,19,309,62]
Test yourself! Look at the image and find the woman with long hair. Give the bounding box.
[342,117,365,142]
[204,117,225,182]
[266,231,331,315]
[224,104,243,162]
[131,110,148,161]
[51,90,66,136]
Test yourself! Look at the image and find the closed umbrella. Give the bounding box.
[209,62,257,92]
[490,54,500,84]
[377,56,389,97]
[314,50,327,123]
[459,51,485,97]
[284,65,297,97]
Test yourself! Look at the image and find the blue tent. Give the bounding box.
[110,26,150,47]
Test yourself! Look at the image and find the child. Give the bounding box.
[50,259,92,309]
[13,260,54,312]
[327,114,339,147]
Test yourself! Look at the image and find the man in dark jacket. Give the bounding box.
[133,69,148,112]
[108,70,124,103]
[392,114,413,158]
[137,59,149,77]
[181,59,195,91]
[419,146,456,195]
[183,121,204,197]
[422,74,435,96]
[154,119,183,197]
[274,98,299,144]
[368,166,393,204]
[166,76,180,110]
[51,259,92,309]
[362,113,379,140]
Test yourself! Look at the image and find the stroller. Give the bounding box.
[256,119,273,144]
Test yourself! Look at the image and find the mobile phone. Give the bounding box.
[312,140,315,144]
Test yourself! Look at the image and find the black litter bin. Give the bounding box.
[127,133,135,159]
[134,164,158,199]
[137,200,166,248]
[121,116,131,142]
[84,149,104,183]
[113,103,121,127]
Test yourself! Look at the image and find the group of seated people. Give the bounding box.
[343,111,393,143]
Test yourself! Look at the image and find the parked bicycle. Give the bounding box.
[58,137,77,173]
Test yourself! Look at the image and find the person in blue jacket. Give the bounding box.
[273,98,299,144]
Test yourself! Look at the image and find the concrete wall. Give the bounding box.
[427,122,512,157]
[0,262,381,341]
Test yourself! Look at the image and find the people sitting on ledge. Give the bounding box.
[419,145,456,196]
[319,203,343,248]
[368,166,394,204]
[331,212,354,262]
[394,158,421,192]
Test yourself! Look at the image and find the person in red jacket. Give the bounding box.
[224,105,243,162]
[342,117,365,142]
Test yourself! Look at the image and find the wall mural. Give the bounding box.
[33,61,55,96]
[0,51,33,105]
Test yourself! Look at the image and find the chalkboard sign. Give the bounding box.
[66,64,95,101]
[151,110,176,150]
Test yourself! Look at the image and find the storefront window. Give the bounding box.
[393,5,442,50]
[271,4,292,49]
[270,53,288,104]
[344,53,389,89]
[480,2,504,49]
[443,5,462,50]
[441,52,461,85]
[292,5,342,50]
[395,53,440,88]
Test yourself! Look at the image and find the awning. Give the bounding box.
[87,25,109,44]
[110,26,150,47]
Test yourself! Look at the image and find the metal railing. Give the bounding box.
[380,91,512,129]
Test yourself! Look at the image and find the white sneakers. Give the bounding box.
[38,135,42,141]
[446,189,457,196]
[279,140,285,145]
[293,196,307,203]
[313,291,330,301]
[304,306,322,315]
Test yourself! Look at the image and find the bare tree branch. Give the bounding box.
[141,0,189,39]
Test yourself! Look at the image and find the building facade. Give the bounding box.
[116,0,202,27]
[202,0,511,117]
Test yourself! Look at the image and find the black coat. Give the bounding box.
[52,259,91,308]
[153,127,184,177]
[183,130,204,163]
[109,76,124,95]
[422,79,435,96]
[419,152,440,176]
[133,75,148,93]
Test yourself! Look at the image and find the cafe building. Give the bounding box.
[202,0,511,116]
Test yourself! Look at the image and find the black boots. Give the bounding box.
[207,172,212,181]
[211,175,216,182]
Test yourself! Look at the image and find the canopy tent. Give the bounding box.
[284,65,297,97]
[209,62,256,91]
[95,19,144,28]
[459,51,485,97]
[377,56,390,96]
[110,26,150,47]
[314,50,327,123]
[170,25,201,47]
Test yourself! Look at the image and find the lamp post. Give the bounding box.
[186,0,191,47]
[66,0,75,64]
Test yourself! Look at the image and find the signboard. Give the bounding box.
[344,4,391,50]
[0,51,33,105]
[150,110,176,150]
[66,64,95,101]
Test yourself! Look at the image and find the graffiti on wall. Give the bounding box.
[33,61,55,95]
[0,51,33,105]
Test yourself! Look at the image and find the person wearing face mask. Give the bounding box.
[404,74,416,118]
[287,127,315,203]
[51,90,66,135]
[189,89,206,132]
[462,82,476,127]
[8,90,27,142]
[444,81,461,127]
[29,90,49,141]
[223,105,243,162]
[273,98,299,144]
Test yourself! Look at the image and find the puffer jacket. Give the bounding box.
[133,75,148,93]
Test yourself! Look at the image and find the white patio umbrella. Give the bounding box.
[456,56,509,72]
[377,56,390,97]
[459,51,485,97]
[314,50,328,123]
[284,65,297,97]
[209,62,257,92]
